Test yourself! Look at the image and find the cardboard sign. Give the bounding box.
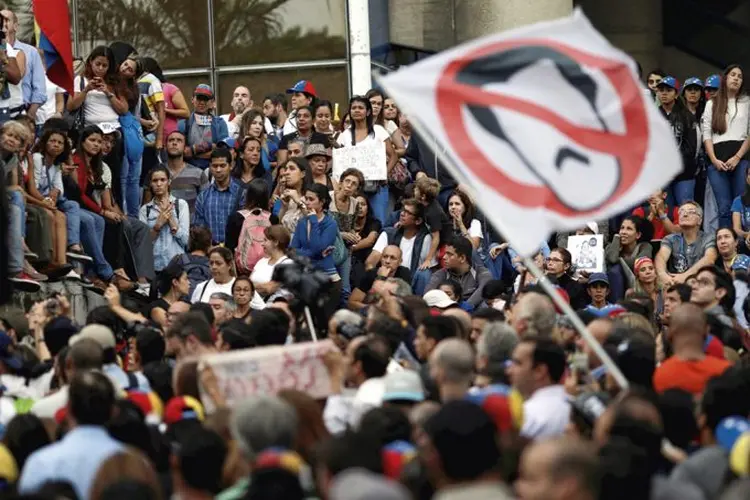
[332,142,387,181]
[199,340,333,408]
[567,234,604,273]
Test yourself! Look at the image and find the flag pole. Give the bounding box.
[373,72,630,391]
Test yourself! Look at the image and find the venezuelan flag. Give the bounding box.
[33,0,73,94]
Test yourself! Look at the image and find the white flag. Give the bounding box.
[379,8,681,256]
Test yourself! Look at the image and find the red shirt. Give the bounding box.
[632,206,679,240]
[705,335,726,360]
[73,153,103,214]
[653,355,731,395]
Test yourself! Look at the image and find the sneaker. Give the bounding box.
[9,272,41,292]
[23,261,48,282]
[38,263,74,281]
[23,249,38,260]
[62,269,82,281]
[66,247,93,263]
[80,276,97,289]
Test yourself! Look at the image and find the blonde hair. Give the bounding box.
[2,121,31,145]
[415,176,440,201]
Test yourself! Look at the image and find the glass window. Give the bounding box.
[165,73,213,113]
[75,0,211,69]
[213,0,347,66]
[216,66,348,116]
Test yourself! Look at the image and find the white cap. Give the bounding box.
[423,289,457,309]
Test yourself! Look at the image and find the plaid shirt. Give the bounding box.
[193,179,243,243]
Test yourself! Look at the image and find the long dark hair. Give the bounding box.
[365,88,385,126]
[147,165,171,197]
[83,46,119,88]
[238,109,267,143]
[681,82,707,122]
[347,96,374,146]
[274,157,308,194]
[243,178,270,211]
[78,125,104,182]
[711,64,746,135]
[232,136,265,181]
[140,57,165,83]
[661,90,697,143]
[33,129,71,165]
[448,190,475,228]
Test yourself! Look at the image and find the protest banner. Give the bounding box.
[199,339,333,409]
[568,234,604,273]
[332,142,387,181]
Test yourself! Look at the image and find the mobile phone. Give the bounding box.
[570,352,590,386]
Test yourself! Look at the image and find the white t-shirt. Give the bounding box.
[1,45,22,109]
[373,230,433,268]
[191,276,266,309]
[220,114,239,139]
[468,219,483,239]
[37,77,64,124]
[73,75,121,129]
[251,256,291,286]
[702,96,750,145]
[31,386,69,419]
[336,125,390,147]
[384,120,398,136]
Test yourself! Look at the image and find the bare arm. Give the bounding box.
[734,212,748,239]
[165,90,190,119]
[421,230,440,270]
[655,245,672,283]
[351,230,378,252]
[347,288,367,311]
[155,101,166,148]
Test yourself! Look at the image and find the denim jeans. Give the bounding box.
[8,190,25,238]
[607,263,626,302]
[411,269,432,296]
[121,152,143,218]
[368,185,389,226]
[668,179,697,207]
[7,202,23,274]
[58,199,81,247]
[80,209,113,280]
[336,251,352,306]
[708,160,749,228]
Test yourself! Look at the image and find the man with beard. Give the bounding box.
[262,93,289,143]
[163,131,207,215]
[220,86,252,139]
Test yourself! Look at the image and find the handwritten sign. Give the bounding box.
[332,142,387,181]
[199,340,333,409]
[567,234,604,273]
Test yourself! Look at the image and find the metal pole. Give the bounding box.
[71,0,80,57]
[206,0,218,103]
[347,0,372,94]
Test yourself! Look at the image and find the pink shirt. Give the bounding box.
[163,82,180,137]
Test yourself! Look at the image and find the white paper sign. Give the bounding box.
[332,142,387,181]
[567,234,604,273]
[200,340,333,408]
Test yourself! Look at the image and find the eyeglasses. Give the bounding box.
[695,277,715,287]
[679,209,699,217]
[546,257,564,263]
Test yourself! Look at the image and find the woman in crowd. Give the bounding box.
[191,246,236,303]
[231,136,266,190]
[716,227,743,274]
[305,144,333,191]
[277,157,309,235]
[336,96,397,225]
[277,105,328,165]
[238,110,277,176]
[251,224,291,298]
[383,97,407,157]
[139,166,189,272]
[447,190,483,249]
[349,194,381,287]
[141,57,190,138]
[682,77,707,121]
[291,183,342,319]
[605,216,653,300]
[629,256,663,325]
[231,275,255,322]
[330,167,364,295]
[314,100,335,137]
[703,64,750,228]
[225,178,273,255]
[147,260,190,327]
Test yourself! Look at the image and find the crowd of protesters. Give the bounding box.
[4,3,750,497]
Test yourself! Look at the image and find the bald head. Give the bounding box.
[67,338,104,374]
[512,292,556,338]
[670,303,707,339]
[429,338,475,386]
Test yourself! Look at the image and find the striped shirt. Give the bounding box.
[193,179,243,244]
[169,162,208,215]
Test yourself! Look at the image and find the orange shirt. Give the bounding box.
[653,356,731,395]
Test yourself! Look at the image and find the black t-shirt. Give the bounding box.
[278,131,331,151]
[424,200,451,243]
[144,298,170,322]
[355,266,412,293]
[352,218,382,263]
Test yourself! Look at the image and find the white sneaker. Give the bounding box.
[63,269,82,281]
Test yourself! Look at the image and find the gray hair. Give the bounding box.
[385,277,412,297]
[230,395,298,460]
[331,309,364,329]
[210,292,236,312]
[515,292,556,338]
[430,338,475,385]
[477,321,518,382]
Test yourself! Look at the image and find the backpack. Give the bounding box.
[235,208,271,274]
[176,253,212,298]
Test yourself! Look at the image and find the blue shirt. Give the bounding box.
[193,179,243,244]
[731,196,750,232]
[139,195,190,271]
[18,426,124,500]
[15,40,47,106]
[290,213,339,275]
[103,363,151,392]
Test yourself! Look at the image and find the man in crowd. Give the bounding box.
[511,291,556,338]
[164,130,207,215]
[545,248,586,309]
[208,292,235,326]
[429,338,474,403]
[508,336,569,439]
[368,198,433,295]
[349,244,411,311]
[165,311,216,360]
[284,80,316,135]
[220,85,252,138]
[426,236,492,309]
[690,266,742,350]
[179,84,229,170]
[193,148,242,244]
[1,8,44,123]
[656,201,717,286]
[262,92,288,143]
[583,273,613,313]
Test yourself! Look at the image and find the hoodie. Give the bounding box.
[290,213,339,275]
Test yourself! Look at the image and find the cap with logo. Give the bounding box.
[705,74,721,89]
[286,80,317,97]
[217,137,236,149]
[732,254,750,273]
[657,76,679,91]
[193,84,214,99]
[683,77,704,89]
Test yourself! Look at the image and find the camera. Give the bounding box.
[271,256,332,310]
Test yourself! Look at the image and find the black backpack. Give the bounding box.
[173,253,211,298]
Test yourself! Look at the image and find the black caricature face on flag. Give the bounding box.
[380,9,681,255]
